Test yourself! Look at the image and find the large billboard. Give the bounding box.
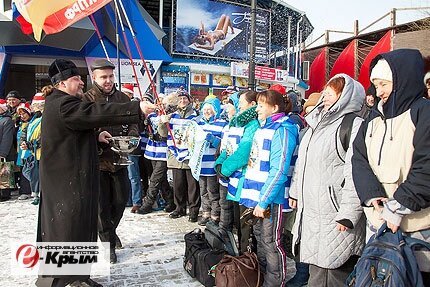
[173,0,270,64]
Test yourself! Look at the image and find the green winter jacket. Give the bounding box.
[215,106,259,201]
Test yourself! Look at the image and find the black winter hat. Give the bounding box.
[48,59,80,85]
[6,90,20,99]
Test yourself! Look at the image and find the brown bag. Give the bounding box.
[215,251,263,287]
[0,160,15,189]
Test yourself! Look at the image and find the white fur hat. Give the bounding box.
[370,59,393,83]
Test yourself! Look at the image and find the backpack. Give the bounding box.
[204,220,239,256]
[346,223,429,287]
[336,112,359,162]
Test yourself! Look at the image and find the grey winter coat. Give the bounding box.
[290,74,366,269]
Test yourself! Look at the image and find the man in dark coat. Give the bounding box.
[0,100,16,201]
[36,59,154,287]
[81,59,139,264]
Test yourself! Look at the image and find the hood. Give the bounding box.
[306,73,365,128]
[287,91,301,113]
[370,49,425,119]
[201,96,221,119]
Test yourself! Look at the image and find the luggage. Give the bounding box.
[204,220,239,256]
[184,229,225,287]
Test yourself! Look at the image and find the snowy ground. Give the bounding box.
[0,190,205,287]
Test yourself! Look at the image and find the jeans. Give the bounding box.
[127,155,142,206]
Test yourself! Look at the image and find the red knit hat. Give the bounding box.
[269,84,286,95]
[0,99,6,104]
[122,83,134,95]
[17,102,32,115]
[32,93,45,104]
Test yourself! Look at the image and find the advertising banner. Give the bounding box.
[174,0,270,63]
[85,57,162,96]
[0,52,5,76]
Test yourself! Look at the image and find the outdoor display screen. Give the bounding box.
[173,0,270,64]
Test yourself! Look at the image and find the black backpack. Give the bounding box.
[336,112,359,162]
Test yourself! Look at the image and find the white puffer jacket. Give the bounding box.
[290,74,366,269]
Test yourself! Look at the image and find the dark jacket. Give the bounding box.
[82,84,139,172]
[39,89,141,246]
[352,49,430,215]
[0,111,16,161]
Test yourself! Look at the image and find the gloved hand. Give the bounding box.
[205,133,214,143]
[215,164,228,181]
[205,133,221,148]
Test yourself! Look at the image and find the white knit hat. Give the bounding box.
[424,72,430,85]
[370,59,393,83]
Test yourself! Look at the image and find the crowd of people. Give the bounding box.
[0,48,429,287]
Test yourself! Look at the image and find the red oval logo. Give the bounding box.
[16,244,39,268]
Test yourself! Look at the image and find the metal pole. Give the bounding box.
[286,16,291,74]
[294,16,303,80]
[248,0,256,91]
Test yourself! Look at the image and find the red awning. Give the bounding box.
[358,31,392,90]
[306,47,326,97]
[329,40,356,79]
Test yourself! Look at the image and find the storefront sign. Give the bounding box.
[85,57,162,96]
[231,62,293,83]
[191,73,209,85]
[174,0,270,63]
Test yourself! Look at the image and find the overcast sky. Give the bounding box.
[284,0,430,46]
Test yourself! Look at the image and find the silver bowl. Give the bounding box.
[109,136,140,165]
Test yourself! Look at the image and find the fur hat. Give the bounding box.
[269,84,286,95]
[17,102,32,115]
[303,92,321,112]
[121,83,134,95]
[163,92,180,114]
[6,90,20,99]
[48,59,80,85]
[370,59,393,83]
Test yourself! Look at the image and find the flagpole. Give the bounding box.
[117,0,177,147]
[114,0,121,89]
[112,0,143,100]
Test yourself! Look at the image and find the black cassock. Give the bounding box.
[37,89,141,283]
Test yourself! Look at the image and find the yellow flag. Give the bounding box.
[13,0,76,41]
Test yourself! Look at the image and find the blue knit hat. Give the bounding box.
[228,92,240,113]
[201,96,221,118]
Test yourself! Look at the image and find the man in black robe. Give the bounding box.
[36,59,154,287]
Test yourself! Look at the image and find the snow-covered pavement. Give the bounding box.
[0,191,204,287]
